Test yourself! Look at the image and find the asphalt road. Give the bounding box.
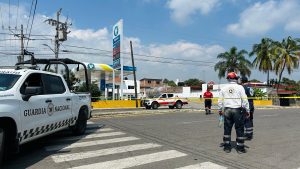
[3,108,300,169]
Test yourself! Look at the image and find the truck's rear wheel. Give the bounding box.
[71,109,87,135]
[0,128,5,166]
[152,102,159,109]
[175,101,183,109]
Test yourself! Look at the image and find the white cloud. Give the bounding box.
[0,2,226,82]
[167,0,220,25]
[227,0,300,37]
[69,28,109,40]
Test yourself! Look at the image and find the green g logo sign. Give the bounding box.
[114,26,119,36]
[88,63,95,70]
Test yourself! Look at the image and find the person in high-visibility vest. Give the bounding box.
[218,72,250,153]
[241,76,255,140]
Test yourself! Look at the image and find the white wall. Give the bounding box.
[123,80,141,99]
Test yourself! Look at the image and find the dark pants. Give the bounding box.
[223,108,245,148]
[204,99,212,114]
[245,108,254,137]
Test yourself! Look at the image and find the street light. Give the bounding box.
[42,44,55,53]
[42,43,58,72]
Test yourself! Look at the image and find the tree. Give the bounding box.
[184,78,203,86]
[253,88,267,98]
[249,79,261,83]
[163,78,177,87]
[77,82,101,102]
[214,46,252,79]
[273,36,300,92]
[250,38,274,85]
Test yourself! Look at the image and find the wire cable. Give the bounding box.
[15,0,20,30]
[63,44,217,64]
[25,0,34,35]
[0,6,4,29]
[26,0,38,49]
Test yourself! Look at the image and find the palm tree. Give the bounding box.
[249,38,274,85]
[273,36,300,92]
[214,46,252,79]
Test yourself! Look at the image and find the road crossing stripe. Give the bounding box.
[45,137,140,151]
[86,121,95,124]
[52,143,162,163]
[68,150,187,169]
[56,132,126,141]
[85,128,114,133]
[176,162,227,169]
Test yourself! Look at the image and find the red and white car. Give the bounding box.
[142,93,188,109]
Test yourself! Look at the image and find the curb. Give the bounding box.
[90,106,300,117]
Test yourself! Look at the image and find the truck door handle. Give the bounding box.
[45,99,52,103]
[66,98,71,101]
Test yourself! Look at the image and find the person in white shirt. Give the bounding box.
[218,72,250,153]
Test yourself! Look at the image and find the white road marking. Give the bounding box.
[68,150,187,169]
[45,137,140,151]
[85,128,114,133]
[86,121,95,124]
[56,132,126,141]
[180,119,215,124]
[261,114,279,117]
[52,143,162,163]
[176,161,227,169]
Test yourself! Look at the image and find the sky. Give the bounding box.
[0,0,299,83]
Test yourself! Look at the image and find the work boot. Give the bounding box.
[223,144,231,153]
[236,146,246,154]
[244,134,253,141]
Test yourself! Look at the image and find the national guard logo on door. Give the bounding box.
[47,103,54,116]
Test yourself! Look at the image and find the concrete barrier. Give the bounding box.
[188,98,273,106]
[92,100,141,108]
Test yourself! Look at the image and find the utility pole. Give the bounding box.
[54,9,61,73]
[45,8,70,73]
[17,24,24,63]
[130,41,138,108]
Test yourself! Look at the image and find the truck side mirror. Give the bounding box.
[22,86,42,101]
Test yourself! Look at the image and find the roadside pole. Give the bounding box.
[130,41,138,108]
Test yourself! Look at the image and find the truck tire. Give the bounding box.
[145,106,151,109]
[152,102,159,109]
[175,101,183,109]
[71,109,87,135]
[0,128,5,166]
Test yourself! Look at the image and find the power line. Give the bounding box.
[0,32,53,37]
[25,0,34,35]
[15,0,20,30]
[0,6,4,29]
[60,50,217,67]
[8,0,10,29]
[63,44,217,64]
[26,0,38,49]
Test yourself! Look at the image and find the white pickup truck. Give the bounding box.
[142,93,188,109]
[0,58,92,165]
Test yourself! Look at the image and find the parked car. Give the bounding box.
[142,93,188,109]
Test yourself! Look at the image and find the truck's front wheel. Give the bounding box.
[152,102,159,109]
[71,109,87,135]
[0,128,5,166]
